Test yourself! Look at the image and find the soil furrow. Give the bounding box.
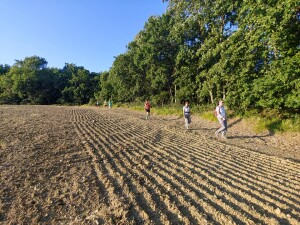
[139,130,300,200]
[113,125,300,207]
[76,120,169,224]
[89,109,300,209]
[73,115,147,224]
[84,108,300,223]
[77,112,217,223]
[165,127,300,182]
[152,137,300,208]
[146,140,300,222]
[2,106,299,224]
[85,117,262,224]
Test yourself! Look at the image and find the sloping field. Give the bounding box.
[0,105,299,224]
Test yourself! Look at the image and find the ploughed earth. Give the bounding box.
[0,105,299,224]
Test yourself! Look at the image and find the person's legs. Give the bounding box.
[215,117,226,137]
[184,117,189,129]
[184,116,190,129]
[146,110,150,120]
[221,119,227,138]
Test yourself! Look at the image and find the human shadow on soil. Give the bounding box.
[143,117,181,121]
[227,134,270,140]
[188,128,216,131]
[161,117,181,121]
[227,118,243,129]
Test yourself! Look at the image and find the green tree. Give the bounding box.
[61,63,97,105]
[97,71,113,103]
[0,56,50,104]
[0,64,10,75]
[101,13,180,105]
[224,0,300,112]
[138,14,178,104]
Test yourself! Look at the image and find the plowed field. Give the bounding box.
[0,105,299,224]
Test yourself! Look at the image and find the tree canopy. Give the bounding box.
[100,0,299,113]
[0,56,100,105]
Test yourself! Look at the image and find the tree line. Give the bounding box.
[1,0,299,115]
[0,57,99,105]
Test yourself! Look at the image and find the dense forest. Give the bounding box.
[0,57,99,105]
[1,0,299,114]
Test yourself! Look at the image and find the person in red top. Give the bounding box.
[144,100,151,120]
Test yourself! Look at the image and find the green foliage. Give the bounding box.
[0,64,10,75]
[62,65,96,104]
[247,115,300,134]
[0,57,100,105]
[0,56,53,104]
[102,13,179,105]
[281,116,300,132]
[1,0,299,122]
[97,0,299,117]
[236,108,300,133]
[154,106,182,117]
[199,111,217,122]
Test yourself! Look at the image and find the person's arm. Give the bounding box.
[223,108,226,120]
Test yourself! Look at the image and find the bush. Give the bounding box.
[88,98,97,106]
[245,114,300,134]
[201,111,217,121]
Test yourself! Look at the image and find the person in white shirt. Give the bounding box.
[214,100,227,139]
[183,101,191,129]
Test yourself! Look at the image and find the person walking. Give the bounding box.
[144,100,151,120]
[214,100,227,139]
[183,101,191,129]
[108,99,112,109]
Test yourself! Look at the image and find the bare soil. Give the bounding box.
[0,105,299,224]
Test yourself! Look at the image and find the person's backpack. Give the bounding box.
[214,106,220,117]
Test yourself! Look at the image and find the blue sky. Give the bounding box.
[0,1,167,72]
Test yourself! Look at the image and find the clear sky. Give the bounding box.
[0,0,167,72]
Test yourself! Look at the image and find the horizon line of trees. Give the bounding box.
[0,56,100,105]
[1,0,299,115]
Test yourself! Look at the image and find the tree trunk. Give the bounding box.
[169,86,173,104]
[209,90,214,104]
[174,85,177,104]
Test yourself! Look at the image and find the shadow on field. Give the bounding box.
[140,117,181,121]
[227,134,271,140]
[227,118,243,129]
[189,128,216,131]
[161,117,181,121]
